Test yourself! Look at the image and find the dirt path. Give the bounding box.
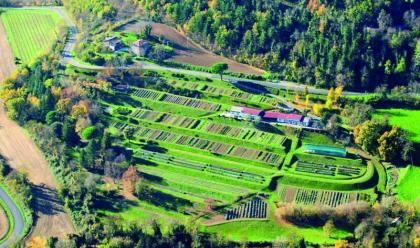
[0,106,75,240]
[0,206,8,241]
[121,21,265,75]
[0,21,16,82]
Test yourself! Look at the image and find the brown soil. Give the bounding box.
[0,21,16,82]
[121,21,265,75]
[0,106,74,239]
[0,206,8,240]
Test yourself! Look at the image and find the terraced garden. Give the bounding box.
[100,72,383,243]
[277,185,372,207]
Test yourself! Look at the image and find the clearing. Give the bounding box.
[0,21,16,82]
[0,8,64,65]
[373,108,420,143]
[396,165,420,202]
[121,20,265,75]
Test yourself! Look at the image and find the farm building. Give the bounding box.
[131,39,151,56]
[303,144,347,158]
[221,106,263,121]
[263,111,311,127]
[104,36,123,51]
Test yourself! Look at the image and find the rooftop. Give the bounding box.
[263,111,303,121]
[132,39,150,47]
[241,107,263,116]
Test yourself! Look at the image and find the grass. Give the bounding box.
[205,216,352,244]
[396,165,420,202]
[373,108,420,143]
[0,8,64,64]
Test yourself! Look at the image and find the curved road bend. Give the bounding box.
[0,186,24,248]
[54,8,364,97]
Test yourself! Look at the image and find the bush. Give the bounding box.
[81,126,97,140]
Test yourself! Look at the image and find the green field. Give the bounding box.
[0,8,64,64]
[396,165,420,202]
[373,108,420,143]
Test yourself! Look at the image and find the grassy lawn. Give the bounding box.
[373,108,420,143]
[0,8,64,64]
[205,218,351,244]
[396,165,420,202]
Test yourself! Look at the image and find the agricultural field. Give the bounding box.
[276,185,372,208]
[120,20,264,75]
[0,8,64,64]
[97,69,384,244]
[373,108,420,143]
[0,20,15,82]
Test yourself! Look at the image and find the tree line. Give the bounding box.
[133,0,419,91]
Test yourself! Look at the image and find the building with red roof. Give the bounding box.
[263,111,311,127]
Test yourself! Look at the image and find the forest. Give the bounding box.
[135,0,419,91]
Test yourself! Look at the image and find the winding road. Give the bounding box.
[0,186,24,248]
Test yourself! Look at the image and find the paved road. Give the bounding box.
[0,186,24,248]
[54,8,364,97]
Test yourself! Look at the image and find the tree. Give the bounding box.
[122,166,140,197]
[303,86,309,97]
[211,62,228,80]
[335,240,350,248]
[354,120,388,153]
[323,220,334,238]
[342,103,373,127]
[142,24,152,39]
[123,126,136,143]
[312,103,323,116]
[378,126,411,162]
[325,87,334,109]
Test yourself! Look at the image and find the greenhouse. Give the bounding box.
[303,144,347,158]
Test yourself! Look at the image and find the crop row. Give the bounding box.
[225,198,267,220]
[118,123,283,165]
[202,123,286,146]
[2,11,58,63]
[131,109,162,121]
[132,88,163,100]
[136,150,265,183]
[277,185,371,207]
[161,94,221,111]
[295,161,361,177]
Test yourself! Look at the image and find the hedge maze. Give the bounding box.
[277,185,371,208]
[225,198,268,220]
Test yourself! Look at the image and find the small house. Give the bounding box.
[131,39,151,56]
[104,36,123,51]
[226,106,263,121]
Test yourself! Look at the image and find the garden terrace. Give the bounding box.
[137,163,256,202]
[277,185,372,208]
[160,94,221,111]
[132,88,163,101]
[169,80,278,107]
[136,150,266,184]
[131,87,222,111]
[294,161,362,178]
[123,107,287,149]
[114,123,285,166]
[225,198,268,220]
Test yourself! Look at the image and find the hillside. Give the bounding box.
[136,0,419,91]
